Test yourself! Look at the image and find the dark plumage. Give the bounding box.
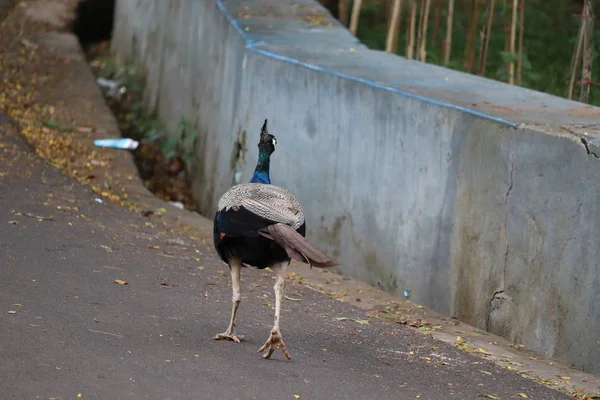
[213,119,340,360]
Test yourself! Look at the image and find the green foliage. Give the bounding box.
[350,0,600,106]
[161,117,197,164]
[98,57,197,164]
[100,57,143,95]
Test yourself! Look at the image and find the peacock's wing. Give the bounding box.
[215,183,305,239]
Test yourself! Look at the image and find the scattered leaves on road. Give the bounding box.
[334,317,369,325]
[10,209,53,221]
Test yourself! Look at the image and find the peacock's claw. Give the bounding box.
[257,328,291,360]
[215,332,244,343]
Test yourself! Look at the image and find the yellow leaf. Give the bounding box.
[517,394,528,398]
[148,245,160,249]
[294,395,300,399]
[114,279,128,285]
[77,394,82,398]
[557,376,571,380]
[478,395,499,399]
[334,317,369,325]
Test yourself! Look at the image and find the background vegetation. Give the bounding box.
[323,0,600,106]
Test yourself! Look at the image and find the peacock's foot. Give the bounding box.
[257,328,291,360]
[214,331,244,343]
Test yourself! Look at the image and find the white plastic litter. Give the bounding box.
[94,138,139,150]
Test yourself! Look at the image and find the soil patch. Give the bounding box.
[84,41,197,212]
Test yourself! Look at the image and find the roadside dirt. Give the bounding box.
[84,41,197,212]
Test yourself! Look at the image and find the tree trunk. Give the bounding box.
[416,0,425,58]
[580,0,594,103]
[516,0,525,85]
[406,0,418,59]
[386,0,404,53]
[349,0,364,35]
[503,0,510,77]
[418,0,432,61]
[443,0,454,65]
[568,7,585,100]
[339,0,349,25]
[507,0,518,84]
[464,0,485,73]
[478,0,495,76]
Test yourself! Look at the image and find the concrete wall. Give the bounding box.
[111,0,600,374]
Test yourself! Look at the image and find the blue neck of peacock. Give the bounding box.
[249,151,271,184]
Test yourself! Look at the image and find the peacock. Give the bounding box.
[213,119,340,360]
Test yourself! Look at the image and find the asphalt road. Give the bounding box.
[0,122,570,400]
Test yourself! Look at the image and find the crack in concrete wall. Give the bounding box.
[581,137,600,159]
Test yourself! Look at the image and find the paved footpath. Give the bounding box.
[0,0,584,399]
[0,118,573,400]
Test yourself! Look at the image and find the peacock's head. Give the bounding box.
[258,119,277,155]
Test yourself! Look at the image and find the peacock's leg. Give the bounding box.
[257,261,291,360]
[215,259,244,343]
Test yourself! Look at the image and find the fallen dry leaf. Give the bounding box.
[103,265,123,270]
[517,394,528,398]
[334,317,369,325]
[114,279,128,285]
[477,394,500,399]
[160,282,178,287]
[10,209,53,221]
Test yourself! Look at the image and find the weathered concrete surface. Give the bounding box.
[111,0,600,374]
